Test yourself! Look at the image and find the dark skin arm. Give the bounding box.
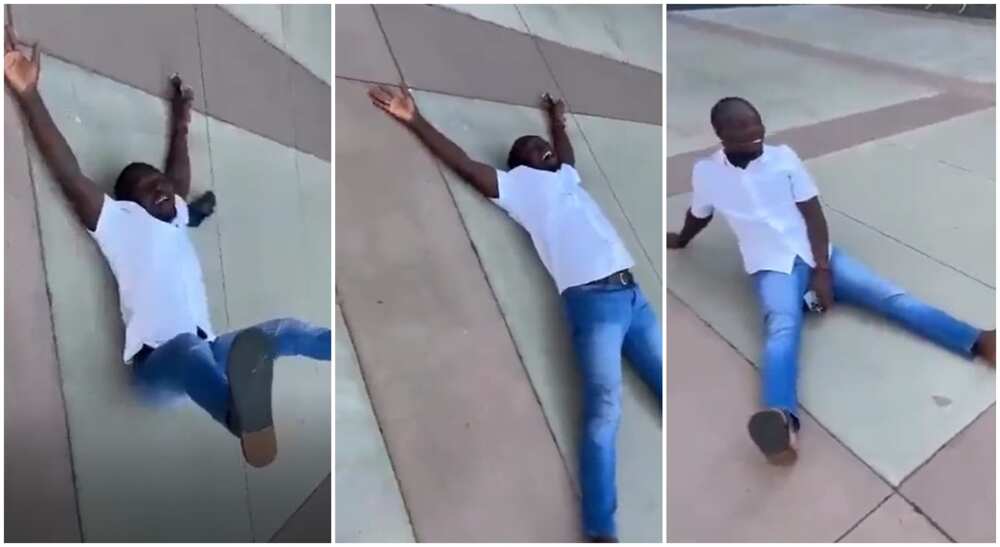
[165,73,193,199]
[368,85,498,199]
[5,27,103,230]
[796,196,834,310]
[543,93,574,167]
[666,209,713,249]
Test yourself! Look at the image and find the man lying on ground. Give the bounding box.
[369,84,662,542]
[4,29,331,468]
[667,96,995,465]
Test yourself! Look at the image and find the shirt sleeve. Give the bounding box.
[784,145,819,202]
[88,195,132,264]
[491,168,527,220]
[173,194,190,227]
[90,195,126,243]
[689,163,715,219]
[560,163,582,185]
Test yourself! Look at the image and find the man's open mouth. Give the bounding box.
[154,195,170,205]
[542,150,553,161]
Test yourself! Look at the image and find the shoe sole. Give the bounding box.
[748,409,797,465]
[227,329,276,468]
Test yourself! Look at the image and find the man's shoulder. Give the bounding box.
[692,150,726,184]
[765,143,800,162]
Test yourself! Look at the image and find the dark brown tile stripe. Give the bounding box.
[334,5,401,85]
[667,92,995,195]
[368,4,662,125]
[669,13,995,101]
[536,37,662,125]
[269,475,331,542]
[10,5,330,162]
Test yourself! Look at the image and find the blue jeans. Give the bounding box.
[754,248,981,419]
[132,318,331,432]
[562,281,663,539]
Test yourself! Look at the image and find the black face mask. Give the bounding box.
[725,149,763,169]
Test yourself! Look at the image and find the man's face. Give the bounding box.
[717,112,765,161]
[518,136,560,172]
[132,171,177,222]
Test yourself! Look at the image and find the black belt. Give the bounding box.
[583,269,634,287]
[133,327,208,364]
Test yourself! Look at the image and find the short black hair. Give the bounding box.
[115,162,160,201]
[710,97,761,131]
[506,135,536,170]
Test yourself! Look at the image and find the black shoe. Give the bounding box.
[227,328,277,467]
[187,191,216,227]
[748,408,798,465]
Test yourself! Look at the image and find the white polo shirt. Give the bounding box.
[492,163,634,293]
[690,144,827,275]
[89,195,215,363]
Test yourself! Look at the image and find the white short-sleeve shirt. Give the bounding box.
[492,163,634,293]
[690,144,828,274]
[89,195,215,363]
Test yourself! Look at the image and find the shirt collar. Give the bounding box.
[714,144,775,169]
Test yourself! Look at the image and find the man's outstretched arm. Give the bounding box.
[543,93,574,167]
[164,73,193,199]
[369,85,498,199]
[5,28,103,230]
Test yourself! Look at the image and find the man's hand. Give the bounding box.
[666,232,687,249]
[810,268,834,312]
[4,25,40,98]
[369,85,418,125]
[169,73,194,130]
[542,92,566,125]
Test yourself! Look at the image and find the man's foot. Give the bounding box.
[588,536,618,543]
[747,408,798,466]
[975,329,995,366]
[227,328,277,468]
[187,190,216,227]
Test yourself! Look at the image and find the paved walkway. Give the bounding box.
[5,5,330,542]
[666,5,995,542]
[335,4,662,542]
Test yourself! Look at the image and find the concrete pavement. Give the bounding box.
[666,5,994,542]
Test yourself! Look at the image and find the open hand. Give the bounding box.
[666,232,686,249]
[4,25,40,97]
[542,92,566,123]
[369,85,418,124]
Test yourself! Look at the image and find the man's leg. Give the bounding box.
[753,260,811,418]
[829,247,988,360]
[563,287,630,541]
[133,333,231,427]
[211,317,331,367]
[622,286,662,402]
[748,259,810,463]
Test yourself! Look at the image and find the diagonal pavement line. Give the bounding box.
[823,206,995,290]
[832,492,895,542]
[335,301,418,541]
[668,13,994,100]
